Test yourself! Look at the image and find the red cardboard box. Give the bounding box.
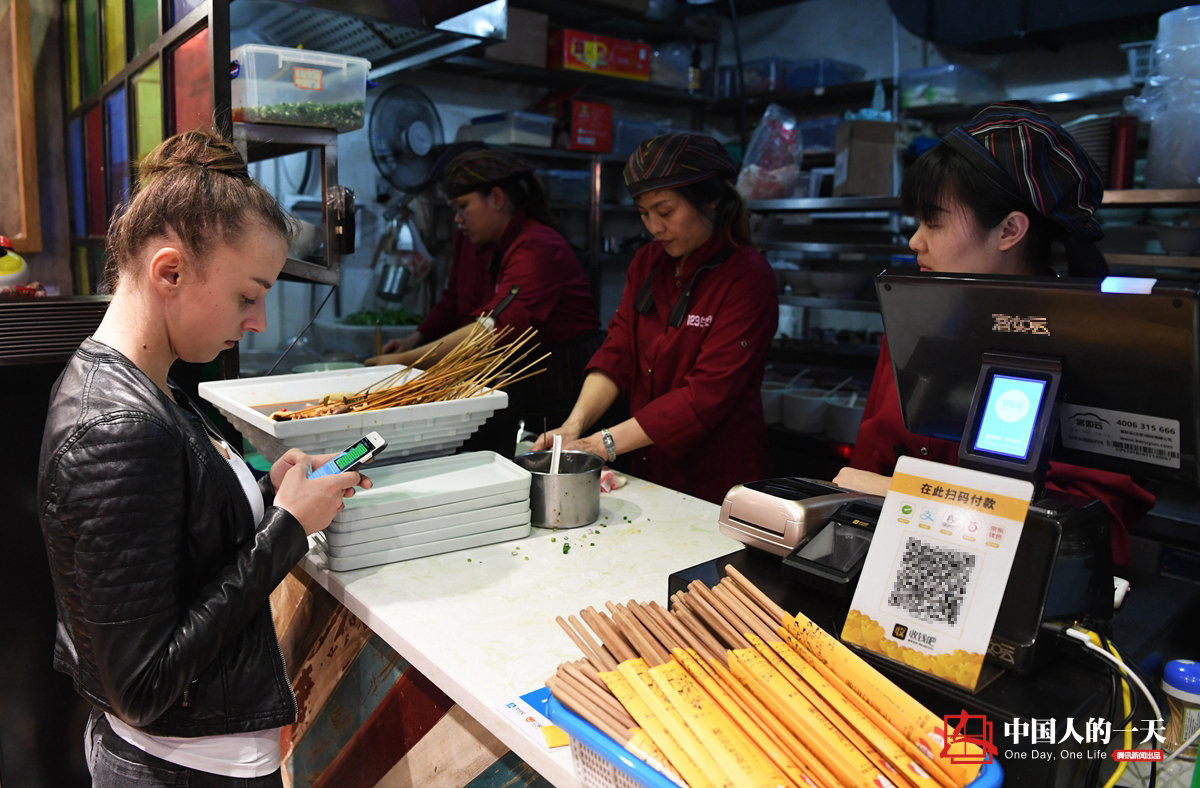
[562,100,612,152]
[548,29,650,82]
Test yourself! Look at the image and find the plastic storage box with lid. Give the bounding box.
[196,364,507,464]
[898,63,999,109]
[785,58,865,92]
[716,58,793,97]
[457,111,555,147]
[230,44,369,131]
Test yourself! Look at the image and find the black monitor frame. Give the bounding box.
[876,271,1200,487]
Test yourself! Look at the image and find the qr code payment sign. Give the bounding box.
[845,456,1033,691]
[888,536,978,628]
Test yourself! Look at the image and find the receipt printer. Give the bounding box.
[718,477,881,557]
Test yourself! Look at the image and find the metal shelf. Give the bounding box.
[1103,189,1200,206]
[758,240,908,255]
[779,294,878,312]
[1105,253,1200,270]
[748,196,900,212]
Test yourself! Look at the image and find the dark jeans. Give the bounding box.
[85,708,284,788]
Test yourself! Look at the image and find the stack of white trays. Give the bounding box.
[316,452,532,571]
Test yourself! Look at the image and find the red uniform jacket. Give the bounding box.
[418,217,599,344]
[587,235,778,504]
[850,336,1155,565]
[481,215,599,344]
[417,231,494,340]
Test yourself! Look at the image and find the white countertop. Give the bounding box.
[298,475,741,788]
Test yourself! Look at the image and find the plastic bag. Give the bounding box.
[735,103,802,199]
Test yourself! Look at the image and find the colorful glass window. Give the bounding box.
[171,27,211,134]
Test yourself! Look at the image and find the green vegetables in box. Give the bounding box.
[233,100,365,131]
[340,308,423,326]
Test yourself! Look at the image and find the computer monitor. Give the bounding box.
[875,271,1200,486]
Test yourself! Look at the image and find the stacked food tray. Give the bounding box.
[197,365,508,464]
[315,452,532,571]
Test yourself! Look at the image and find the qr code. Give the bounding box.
[888,537,977,627]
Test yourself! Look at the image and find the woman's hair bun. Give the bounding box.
[135,129,250,191]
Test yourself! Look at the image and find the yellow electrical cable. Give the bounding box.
[1074,626,1132,788]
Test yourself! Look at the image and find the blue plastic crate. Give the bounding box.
[785,58,866,91]
[525,686,1003,788]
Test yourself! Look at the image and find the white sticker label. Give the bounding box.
[293,66,323,91]
[1059,403,1181,469]
[834,149,849,186]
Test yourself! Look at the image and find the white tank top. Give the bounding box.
[106,441,279,776]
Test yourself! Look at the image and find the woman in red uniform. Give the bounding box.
[535,132,778,504]
[832,102,1153,565]
[368,147,602,449]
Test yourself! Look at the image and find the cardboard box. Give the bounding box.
[484,8,548,69]
[833,120,896,197]
[548,29,650,82]
[562,100,612,152]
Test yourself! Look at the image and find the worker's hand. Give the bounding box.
[365,349,420,367]
[382,331,422,354]
[531,425,581,452]
[273,461,372,536]
[830,467,891,497]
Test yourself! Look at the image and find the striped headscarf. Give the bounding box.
[942,102,1104,240]
[440,148,535,198]
[623,132,738,197]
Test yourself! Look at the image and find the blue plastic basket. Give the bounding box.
[523,686,1004,788]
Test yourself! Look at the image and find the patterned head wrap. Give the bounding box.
[623,132,738,197]
[440,148,536,199]
[941,101,1104,240]
[417,141,488,193]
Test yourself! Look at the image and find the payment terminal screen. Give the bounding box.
[972,374,1047,460]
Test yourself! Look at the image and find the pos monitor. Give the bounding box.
[875,271,1200,487]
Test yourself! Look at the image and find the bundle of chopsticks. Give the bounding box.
[273,319,548,421]
[547,565,985,788]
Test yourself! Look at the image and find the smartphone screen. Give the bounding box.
[308,432,386,479]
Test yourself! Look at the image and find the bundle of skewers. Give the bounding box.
[272,320,547,421]
[547,565,988,788]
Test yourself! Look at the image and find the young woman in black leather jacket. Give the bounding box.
[38,130,370,785]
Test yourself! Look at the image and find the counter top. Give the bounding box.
[298,475,741,788]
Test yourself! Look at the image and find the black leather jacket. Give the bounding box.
[38,339,307,736]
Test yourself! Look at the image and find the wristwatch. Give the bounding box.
[599,428,617,462]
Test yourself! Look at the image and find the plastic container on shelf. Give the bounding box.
[614,119,667,156]
[785,58,865,91]
[718,57,793,96]
[540,169,592,205]
[797,115,844,152]
[230,44,369,131]
[457,111,555,147]
[898,63,999,109]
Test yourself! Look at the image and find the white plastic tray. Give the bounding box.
[197,365,507,463]
[326,504,531,554]
[316,522,532,572]
[328,488,529,536]
[332,452,531,523]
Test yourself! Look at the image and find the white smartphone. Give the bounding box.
[307,431,387,479]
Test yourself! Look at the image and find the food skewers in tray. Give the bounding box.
[268,318,549,421]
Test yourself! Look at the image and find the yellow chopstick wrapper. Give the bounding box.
[648,658,795,788]
[730,646,888,788]
[781,613,982,787]
[617,659,730,788]
[669,647,814,788]
[598,668,691,788]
